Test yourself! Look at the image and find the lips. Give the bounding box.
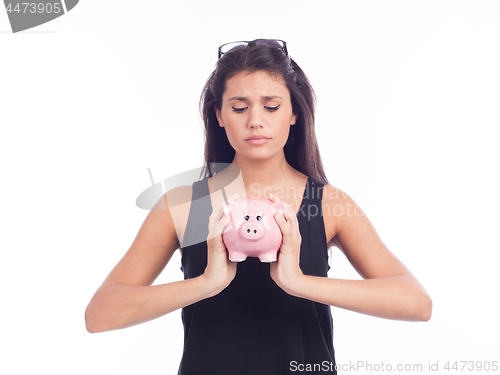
[245,135,269,140]
[245,136,270,145]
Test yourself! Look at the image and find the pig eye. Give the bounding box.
[256,214,263,221]
[244,214,250,221]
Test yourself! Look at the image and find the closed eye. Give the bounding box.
[232,105,280,113]
[265,105,280,112]
[232,107,247,113]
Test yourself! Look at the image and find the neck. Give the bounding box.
[209,151,307,204]
[231,151,297,190]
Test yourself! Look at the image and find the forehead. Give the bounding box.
[223,70,290,99]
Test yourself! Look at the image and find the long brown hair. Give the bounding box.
[200,42,329,185]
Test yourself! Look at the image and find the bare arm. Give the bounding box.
[84,189,238,333]
[291,274,431,321]
[270,187,432,321]
[85,277,212,333]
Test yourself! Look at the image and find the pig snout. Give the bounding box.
[239,222,265,241]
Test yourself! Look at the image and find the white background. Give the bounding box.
[1,1,499,374]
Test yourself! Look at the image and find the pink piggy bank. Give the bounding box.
[222,198,286,262]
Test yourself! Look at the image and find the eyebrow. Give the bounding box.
[228,95,283,102]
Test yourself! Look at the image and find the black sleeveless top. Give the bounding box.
[178,177,336,374]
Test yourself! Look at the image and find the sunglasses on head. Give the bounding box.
[218,39,288,59]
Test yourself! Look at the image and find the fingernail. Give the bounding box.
[269,193,274,199]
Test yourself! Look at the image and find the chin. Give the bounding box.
[239,148,283,162]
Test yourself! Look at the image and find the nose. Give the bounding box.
[248,106,264,129]
[239,222,265,241]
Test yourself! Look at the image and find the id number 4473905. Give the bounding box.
[444,361,498,372]
[6,3,62,14]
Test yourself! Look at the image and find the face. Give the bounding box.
[215,70,297,162]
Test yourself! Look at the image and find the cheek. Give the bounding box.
[222,114,236,132]
[225,127,236,143]
[277,115,293,135]
[217,106,234,127]
[220,117,240,147]
[220,109,238,128]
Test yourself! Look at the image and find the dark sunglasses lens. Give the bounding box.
[220,42,248,55]
[254,39,285,49]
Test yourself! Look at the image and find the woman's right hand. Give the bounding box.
[202,193,239,297]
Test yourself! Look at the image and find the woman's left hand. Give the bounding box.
[268,193,305,296]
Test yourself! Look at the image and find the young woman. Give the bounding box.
[85,39,432,374]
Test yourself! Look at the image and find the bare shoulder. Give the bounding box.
[322,185,365,218]
[165,184,194,246]
[165,184,193,207]
[322,184,351,206]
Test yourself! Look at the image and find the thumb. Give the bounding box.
[215,209,232,235]
[220,211,232,229]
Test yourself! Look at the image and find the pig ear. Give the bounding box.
[271,202,286,215]
[222,201,239,216]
